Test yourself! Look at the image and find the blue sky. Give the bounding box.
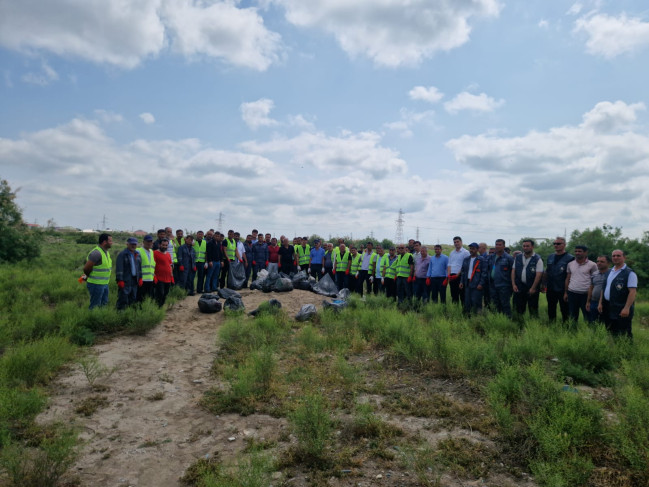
[1,0,649,244]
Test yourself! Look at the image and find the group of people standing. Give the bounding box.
[82,229,637,338]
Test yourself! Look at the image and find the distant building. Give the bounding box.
[133,230,148,237]
[26,223,41,229]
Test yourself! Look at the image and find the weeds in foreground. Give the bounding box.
[77,355,117,389]
[0,425,78,487]
[290,392,332,464]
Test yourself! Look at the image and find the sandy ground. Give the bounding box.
[39,289,536,487]
[39,289,319,487]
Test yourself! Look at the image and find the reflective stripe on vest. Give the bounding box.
[336,251,350,272]
[137,248,155,281]
[87,247,112,285]
[375,254,387,277]
[173,238,184,263]
[194,239,206,262]
[350,254,362,273]
[296,245,310,265]
[385,257,398,279]
[396,253,413,278]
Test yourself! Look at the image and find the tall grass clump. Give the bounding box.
[290,392,333,463]
[488,361,602,486]
[0,337,76,388]
[611,384,649,477]
[0,387,47,442]
[218,313,287,358]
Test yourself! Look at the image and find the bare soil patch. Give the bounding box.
[38,289,536,486]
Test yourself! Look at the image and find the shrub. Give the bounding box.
[0,337,76,388]
[290,393,332,462]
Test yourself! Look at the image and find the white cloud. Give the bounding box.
[538,19,549,29]
[94,110,124,124]
[567,3,583,16]
[384,108,435,138]
[408,86,444,104]
[139,112,156,124]
[0,0,283,70]
[21,61,59,86]
[274,0,501,67]
[581,101,645,133]
[241,130,407,178]
[162,0,283,71]
[240,99,279,130]
[444,92,505,114]
[574,13,649,58]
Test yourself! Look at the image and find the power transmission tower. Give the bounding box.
[416,226,420,241]
[395,209,404,244]
[102,214,107,230]
[217,212,224,233]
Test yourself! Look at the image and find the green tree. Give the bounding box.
[0,179,41,262]
[568,224,626,261]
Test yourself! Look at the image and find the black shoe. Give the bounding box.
[189,292,195,296]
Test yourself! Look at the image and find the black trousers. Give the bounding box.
[137,280,155,302]
[449,274,464,304]
[513,284,539,318]
[547,289,569,323]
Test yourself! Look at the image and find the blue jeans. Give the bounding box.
[490,285,512,317]
[587,299,601,323]
[205,261,221,292]
[87,283,109,310]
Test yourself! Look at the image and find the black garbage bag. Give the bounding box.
[291,270,308,284]
[322,298,347,312]
[279,272,292,280]
[312,273,338,297]
[218,288,241,300]
[250,276,265,291]
[295,304,317,321]
[224,295,245,311]
[294,280,313,291]
[271,278,293,292]
[227,260,246,290]
[198,294,222,313]
[249,299,282,316]
[337,288,351,300]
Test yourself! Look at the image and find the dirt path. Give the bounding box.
[39,289,319,487]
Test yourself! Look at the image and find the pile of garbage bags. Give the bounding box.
[198,293,222,313]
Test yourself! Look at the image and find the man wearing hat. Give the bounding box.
[115,237,142,310]
[459,243,487,315]
[137,235,156,302]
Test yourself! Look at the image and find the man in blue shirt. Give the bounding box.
[426,245,449,304]
[309,239,326,280]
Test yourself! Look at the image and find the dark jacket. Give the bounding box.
[176,244,196,270]
[514,253,541,289]
[488,253,514,289]
[115,248,142,282]
[206,239,223,262]
[460,255,487,289]
[252,242,269,263]
[545,253,574,292]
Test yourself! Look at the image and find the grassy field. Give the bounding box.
[1,234,648,486]
[0,233,184,486]
[193,295,649,487]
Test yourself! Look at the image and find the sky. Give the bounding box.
[1,0,649,245]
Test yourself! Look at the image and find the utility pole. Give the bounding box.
[217,212,224,233]
[416,226,420,241]
[395,209,404,244]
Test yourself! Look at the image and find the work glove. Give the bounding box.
[297,265,301,271]
[426,278,430,286]
[332,269,336,275]
[321,268,325,274]
[407,276,414,283]
[345,269,349,275]
[239,259,243,263]
[369,276,374,282]
[179,266,185,272]
[154,276,158,284]
[381,278,385,285]
[171,277,175,284]
[117,280,125,289]
[138,278,143,287]
[278,262,282,269]
[308,267,311,273]
[192,266,197,272]
[265,261,268,267]
[442,278,448,286]
[78,274,87,283]
[355,272,359,278]
[252,261,256,266]
[204,263,208,269]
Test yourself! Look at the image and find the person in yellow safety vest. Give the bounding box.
[172,229,185,286]
[137,235,156,302]
[193,230,207,293]
[296,236,311,272]
[395,244,415,304]
[370,245,387,295]
[384,246,399,299]
[332,238,345,269]
[220,229,241,289]
[348,246,363,293]
[334,243,350,291]
[82,233,113,309]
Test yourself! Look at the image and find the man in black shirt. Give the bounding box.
[278,238,295,273]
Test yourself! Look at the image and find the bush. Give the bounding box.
[0,337,76,388]
[290,393,332,462]
[0,179,41,263]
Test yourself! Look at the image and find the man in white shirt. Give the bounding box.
[598,250,637,338]
[447,236,470,305]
